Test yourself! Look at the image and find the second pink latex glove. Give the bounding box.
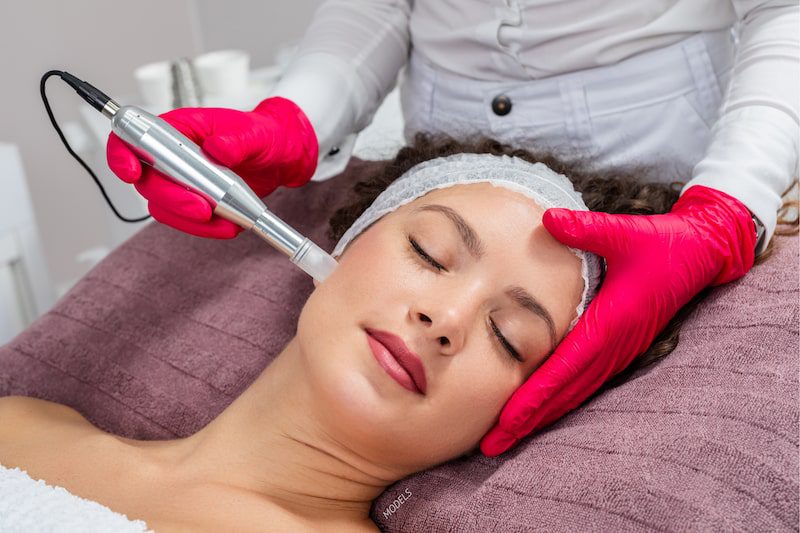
[480,184,758,456]
[106,97,319,238]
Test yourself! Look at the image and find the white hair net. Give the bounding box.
[332,153,604,333]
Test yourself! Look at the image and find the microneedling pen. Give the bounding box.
[47,71,338,282]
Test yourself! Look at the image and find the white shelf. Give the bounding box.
[0,143,54,343]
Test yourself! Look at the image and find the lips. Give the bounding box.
[365,328,427,395]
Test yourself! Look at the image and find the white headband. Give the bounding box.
[332,153,604,333]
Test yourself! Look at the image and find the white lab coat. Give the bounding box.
[270,0,799,255]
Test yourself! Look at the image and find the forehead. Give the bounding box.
[397,182,547,237]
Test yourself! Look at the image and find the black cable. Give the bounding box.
[40,70,150,223]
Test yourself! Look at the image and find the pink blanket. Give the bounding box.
[1,159,797,531]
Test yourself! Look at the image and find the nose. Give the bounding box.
[411,277,486,355]
[413,306,467,355]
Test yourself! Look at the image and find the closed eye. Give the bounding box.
[408,236,522,363]
[408,236,446,272]
[490,318,523,362]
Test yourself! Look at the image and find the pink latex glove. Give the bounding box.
[106,97,318,238]
[480,184,757,456]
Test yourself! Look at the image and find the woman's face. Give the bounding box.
[296,183,583,470]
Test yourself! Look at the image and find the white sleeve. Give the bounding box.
[268,0,412,181]
[681,1,799,255]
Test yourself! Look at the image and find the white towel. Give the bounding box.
[0,463,152,532]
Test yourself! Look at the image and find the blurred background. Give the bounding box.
[0,0,325,342]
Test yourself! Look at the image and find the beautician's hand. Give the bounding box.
[480,185,757,456]
[106,97,319,238]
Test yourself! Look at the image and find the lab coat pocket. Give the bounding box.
[591,95,712,185]
[675,93,714,158]
[650,95,712,182]
[680,89,719,131]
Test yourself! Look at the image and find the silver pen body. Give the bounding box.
[108,104,337,281]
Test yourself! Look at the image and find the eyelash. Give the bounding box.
[407,236,523,363]
[408,236,446,271]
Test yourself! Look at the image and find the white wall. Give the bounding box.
[193,0,322,69]
[0,0,199,295]
[0,0,320,305]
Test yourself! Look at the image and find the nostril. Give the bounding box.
[438,336,449,347]
[418,313,432,323]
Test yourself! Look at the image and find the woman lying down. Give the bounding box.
[0,136,774,532]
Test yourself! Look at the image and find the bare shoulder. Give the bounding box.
[0,395,125,497]
[0,394,40,415]
[0,395,88,428]
[0,395,97,456]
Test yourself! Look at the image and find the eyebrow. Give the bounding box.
[414,204,485,259]
[414,203,558,351]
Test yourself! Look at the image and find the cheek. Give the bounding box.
[430,345,525,445]
[304,228,400,325]
[327,223,434,311]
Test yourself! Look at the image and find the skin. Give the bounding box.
[0,182,583,532]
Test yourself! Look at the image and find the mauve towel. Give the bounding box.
[0,159,797,532]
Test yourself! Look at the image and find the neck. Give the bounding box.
[131,337,404,523]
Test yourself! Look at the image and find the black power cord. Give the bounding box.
[40,70,150,223]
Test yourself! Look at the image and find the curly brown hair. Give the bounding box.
[328,134,799,391]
